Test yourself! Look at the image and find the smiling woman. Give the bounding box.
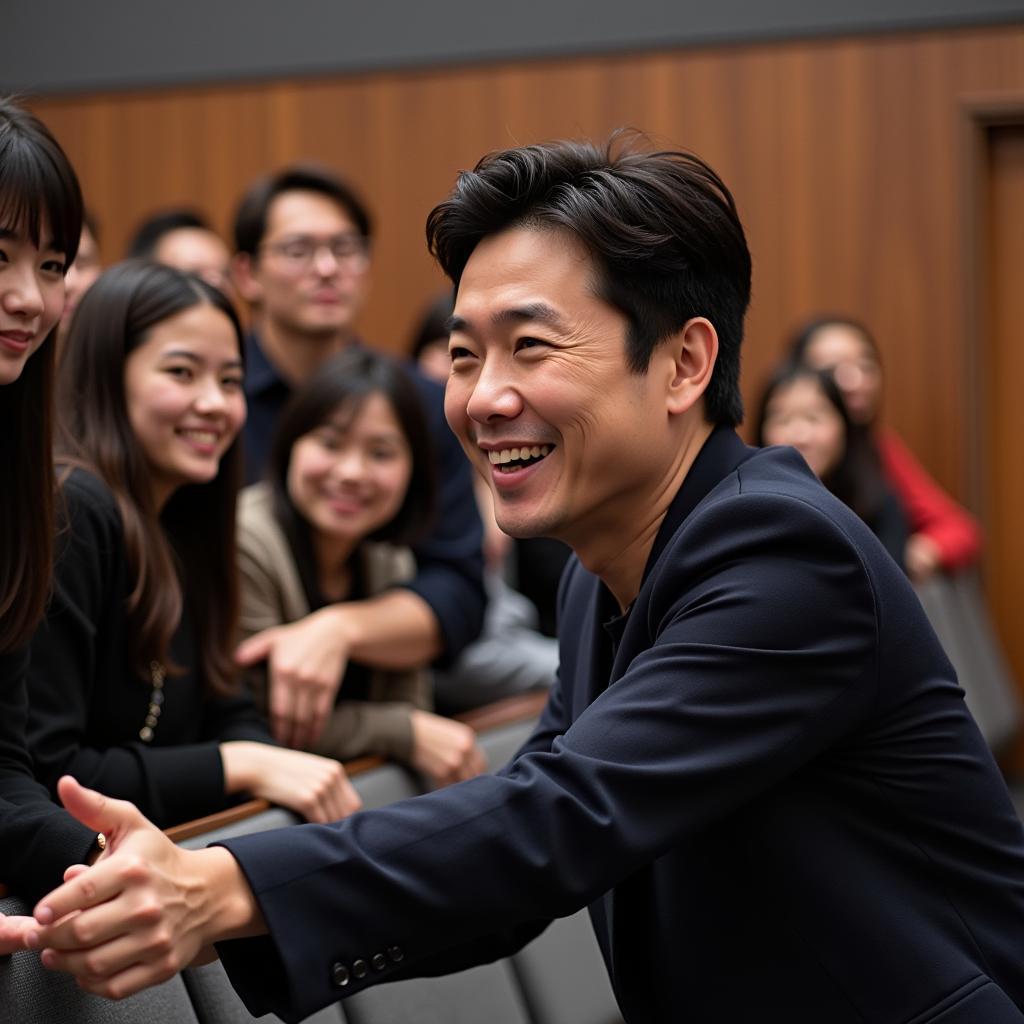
[236,348,487,786]
[0,98,103,915]
[24,260,361,829]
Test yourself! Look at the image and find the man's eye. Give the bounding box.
[449,346,474,360]
[516,337,547,352]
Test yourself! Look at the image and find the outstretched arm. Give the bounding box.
[30,777,264,999]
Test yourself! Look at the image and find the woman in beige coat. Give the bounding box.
[237,348,485,785]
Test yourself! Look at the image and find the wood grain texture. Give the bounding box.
[27,25,1024,502]
[983,123,1024,771]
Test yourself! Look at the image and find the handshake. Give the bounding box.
[0,777,263,1000]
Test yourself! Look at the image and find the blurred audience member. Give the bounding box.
[409,293,559,711]
[55,210,101,360]
[792,316,981,580]
[127,207,232,296]
[228,165,485,743]
[757,363,908,569]
[238,348,485,785]
[27,261,360,828]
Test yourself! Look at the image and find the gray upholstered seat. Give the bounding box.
[343,959,532,1024]
[184,959,348,1024]
[0,895,200,1024]
[914,571,1022,750]
[511,911,624,1024]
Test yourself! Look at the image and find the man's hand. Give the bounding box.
[29,777,263,1000]
[410,710,488,788]
[236,608,354,749]
[220,742,362,822]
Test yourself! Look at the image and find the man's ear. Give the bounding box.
[231,252,263,305]
[662,317,718,416]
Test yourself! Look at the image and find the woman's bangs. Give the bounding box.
[0,136,82,264]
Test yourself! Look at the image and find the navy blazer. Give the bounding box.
[218,427,1024,1023]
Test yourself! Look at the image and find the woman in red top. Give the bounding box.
[791,316,981,579]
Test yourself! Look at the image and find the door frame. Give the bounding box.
[959,93,1024,527]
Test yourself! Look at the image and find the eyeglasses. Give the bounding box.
[261,234,369,273]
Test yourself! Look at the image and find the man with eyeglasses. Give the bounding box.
[229,165,485,759]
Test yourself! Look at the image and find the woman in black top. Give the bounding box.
[26,261,360,830]
[756,362,909,569]
[0,101,100,930]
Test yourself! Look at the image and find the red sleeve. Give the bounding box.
[876,428,982,571]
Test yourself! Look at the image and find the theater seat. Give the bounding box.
[184,959,348,1024]
[343,960,532,1024]
[914,570,1022,751]
[0,894,200,1024]
[511,912,623,1024]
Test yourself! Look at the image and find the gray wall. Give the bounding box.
[5,0,1024,96]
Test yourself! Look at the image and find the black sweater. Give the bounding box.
[0,646,96,902]
[27,470,271,829]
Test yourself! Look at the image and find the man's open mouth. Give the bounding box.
[487,445,554,472]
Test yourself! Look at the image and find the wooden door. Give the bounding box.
[983,123,1024,775]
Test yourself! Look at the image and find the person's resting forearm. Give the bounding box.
[324,589,442,669]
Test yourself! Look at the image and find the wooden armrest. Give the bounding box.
[165,691,549,843]
[457,690,549,733]
[164,799,271,843]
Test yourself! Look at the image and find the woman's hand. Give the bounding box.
[29,777,264,1000]
[905,533,942,581]
[235,608,354,750]
[409,710,488,788]
[221,741,361,823]
[0,911,37,954]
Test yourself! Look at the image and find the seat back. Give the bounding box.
[0,895,200,1024]
[915,571,1022,750]
[511,911,624,1024]
[343,960,532,1024]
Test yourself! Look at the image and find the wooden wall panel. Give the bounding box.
[27,23,1024,508]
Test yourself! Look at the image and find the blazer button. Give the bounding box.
[372,953,387,971]
[353,958,369,980]
[331,963,350,988]
[388,945,404,963]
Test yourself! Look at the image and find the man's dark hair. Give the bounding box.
[126,207,213,259]
[233,164,372,257]
[426,132,751,426]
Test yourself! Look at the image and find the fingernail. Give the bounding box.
[40,949,56,969]
[35,906,54,925]
[25,931,39,949]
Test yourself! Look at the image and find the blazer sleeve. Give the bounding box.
[26,474,235,827]
[0,648,97,902]
[214,491,880,1023]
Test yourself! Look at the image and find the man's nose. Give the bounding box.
[465,365,523,423]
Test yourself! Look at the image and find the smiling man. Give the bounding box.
[26,136,1024,1024]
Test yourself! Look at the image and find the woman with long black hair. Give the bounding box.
[26,260,360,828]
[0,99,100,929]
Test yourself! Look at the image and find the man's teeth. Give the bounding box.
[487,445,551,465]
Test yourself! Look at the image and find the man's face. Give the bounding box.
[248,190,370,339]
[445,226,678,554]
[154,228,232,296]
